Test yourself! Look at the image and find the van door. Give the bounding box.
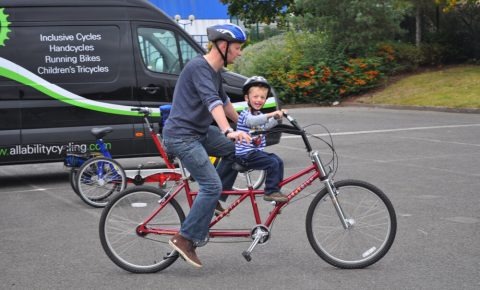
[0,81,21,164]
[131,22,202,153]
[9,23,137,162]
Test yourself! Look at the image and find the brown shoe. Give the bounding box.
[169,233,202,268]
[264,192,288,202]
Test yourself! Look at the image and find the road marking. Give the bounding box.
[281,123,480,139]
[417,229,428,236]
[397,136,480,147]
[0,187,51,194]
[0,182,101,218]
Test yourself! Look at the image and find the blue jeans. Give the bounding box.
[236,150,284,195]
[162,126,237,243]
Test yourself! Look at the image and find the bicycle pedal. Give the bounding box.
[242,251,252,262]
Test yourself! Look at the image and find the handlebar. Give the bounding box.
[131,107,152,116]
[283,112,301,131]
[250,112,312,152]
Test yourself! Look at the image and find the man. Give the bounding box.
[162,23,251,268]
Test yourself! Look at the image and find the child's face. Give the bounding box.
[245,86,268,111]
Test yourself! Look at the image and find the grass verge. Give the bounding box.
[351,65,480,109]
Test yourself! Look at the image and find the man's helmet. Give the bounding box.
[207,24,246,67]
[243,76,271,97]
[207,24,247,43]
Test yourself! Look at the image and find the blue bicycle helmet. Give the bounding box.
[207,23,247,43]
[207,23,247,67]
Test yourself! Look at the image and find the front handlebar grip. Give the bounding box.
[130,107,151,115]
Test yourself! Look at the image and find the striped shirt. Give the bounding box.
[235,109,278,156]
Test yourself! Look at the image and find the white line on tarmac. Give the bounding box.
[0,187,53,194]
[0,181,101,217]
[397,136,480,147]
[281,123,480,139]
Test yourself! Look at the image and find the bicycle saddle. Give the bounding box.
[232,162,248,173]
[91,127,113,139]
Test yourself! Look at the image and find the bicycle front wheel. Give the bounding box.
[76,157,126,207]
[99,186,185,273]
[306,179,396,269]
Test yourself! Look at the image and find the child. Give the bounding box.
[235,76,288,202]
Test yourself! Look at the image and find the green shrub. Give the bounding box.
[233,34,289,95]
[284,58,385,103]
[374,42,451,73]
[233,33,408,104]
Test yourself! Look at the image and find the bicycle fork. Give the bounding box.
[311,151,351,229]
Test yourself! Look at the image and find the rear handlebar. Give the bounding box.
[250,113,312,152]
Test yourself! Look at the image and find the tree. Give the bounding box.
[291,0,406,55]
[436,0,480,58]
[220,0,295,25]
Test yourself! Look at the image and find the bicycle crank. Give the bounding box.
[242,225,270,262]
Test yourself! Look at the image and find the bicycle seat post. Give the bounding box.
[245,171,253,189]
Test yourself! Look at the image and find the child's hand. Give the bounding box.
[273,110,285,120]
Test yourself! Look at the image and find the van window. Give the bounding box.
[179,38,199,65]
[137,28,199,74]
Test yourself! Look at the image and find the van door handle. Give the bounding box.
[141,86,160,94]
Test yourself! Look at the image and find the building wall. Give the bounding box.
[148,0,235,48]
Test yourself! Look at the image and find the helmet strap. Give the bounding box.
[214,41,229,67]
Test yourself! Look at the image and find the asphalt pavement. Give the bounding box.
[1,107,479,290]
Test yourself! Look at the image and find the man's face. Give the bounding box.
[226,42,242,64]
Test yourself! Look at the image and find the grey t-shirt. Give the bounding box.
[163,55,229,137]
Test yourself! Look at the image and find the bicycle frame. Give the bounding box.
[136,113,354,241]
[137,151,327,239]
[89,110,181,186]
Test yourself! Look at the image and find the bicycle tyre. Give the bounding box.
[69,168,80,196]
[232,170,266,190]
[99,185,185,273]
[306,179,396,269]
[76,157,127,208]
[69,152,104,196]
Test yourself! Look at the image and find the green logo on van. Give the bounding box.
[0,8,11,46]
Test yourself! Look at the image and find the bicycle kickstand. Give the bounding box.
[242,227,269,262]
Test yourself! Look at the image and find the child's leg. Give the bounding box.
[240,151,283,195]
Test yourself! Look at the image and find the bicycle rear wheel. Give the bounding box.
[99,186,185,273]
[232,169,266,190]
[69,168,79,195]
[69,152,103,196]
[76,157,126,207]
[306,179,396,269]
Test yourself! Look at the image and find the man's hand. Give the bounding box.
[227,130,251,143]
